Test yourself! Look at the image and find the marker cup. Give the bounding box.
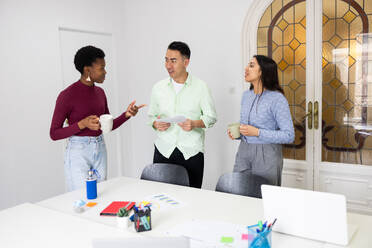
[133,208,152,232]
[247,224,272,248]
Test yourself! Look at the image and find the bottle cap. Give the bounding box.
[87,170,95,180]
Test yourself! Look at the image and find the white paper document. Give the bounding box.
[144,193,184,212]
[166,219,247,248]
[157,115,186,123]
[166,219,327,248]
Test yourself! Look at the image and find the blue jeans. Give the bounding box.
[64,135,107,191]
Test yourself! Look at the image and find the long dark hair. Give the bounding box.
[249,55,284,95]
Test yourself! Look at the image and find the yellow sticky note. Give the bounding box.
[86,202,97,207]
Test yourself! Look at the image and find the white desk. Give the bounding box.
[0,203,137,248]
[1,177,371,247]
[38,177,262,233]
[36,177,372,247]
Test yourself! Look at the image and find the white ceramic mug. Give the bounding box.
[99,114,113,134]
[228,122,241,139]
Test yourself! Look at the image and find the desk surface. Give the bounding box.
[0,203,137,248]
[38,177,262,232]
[36,177,372,248]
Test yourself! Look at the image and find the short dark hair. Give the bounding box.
[168,41,191,59]
[74,45,105,74]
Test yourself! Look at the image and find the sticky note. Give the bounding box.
[86,202,97,207]
[247,234,255,241]
[74,200,86,207]
[220,237,234,243]
[241,234,248,240]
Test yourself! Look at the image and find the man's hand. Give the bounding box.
[125,100,147,118]
[178,119,194,132]
[153,116,171,131]
[78,115,100,130]
[239,124,259,137]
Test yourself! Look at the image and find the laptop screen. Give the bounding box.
[261,185,350,245]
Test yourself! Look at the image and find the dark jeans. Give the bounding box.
[153,146,204,188]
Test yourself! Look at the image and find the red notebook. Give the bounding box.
[100,201,136,216]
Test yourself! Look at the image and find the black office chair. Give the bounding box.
[215,172,269,198]
[140,163,190,186]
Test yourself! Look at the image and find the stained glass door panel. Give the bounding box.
[321,0,372,165]
[257,0,307,161]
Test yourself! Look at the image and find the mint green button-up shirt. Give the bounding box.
[148,74,217,160]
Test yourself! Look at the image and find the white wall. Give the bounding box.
[0,0,125,210]
[0,0,254,210]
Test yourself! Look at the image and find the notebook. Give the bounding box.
[100,201,136,216]
[261,185,357,246]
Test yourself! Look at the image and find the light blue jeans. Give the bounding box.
[64,135,107,191]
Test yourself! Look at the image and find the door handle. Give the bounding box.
[304,101,313,129]
[314,101,319,129]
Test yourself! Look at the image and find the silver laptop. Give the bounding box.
[92,237,190,248]
[261,185,357,245]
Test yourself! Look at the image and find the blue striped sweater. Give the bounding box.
[240,89,295,144]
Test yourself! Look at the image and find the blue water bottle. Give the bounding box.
[86,170,97,200]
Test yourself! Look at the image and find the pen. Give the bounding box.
[269,218,277,230]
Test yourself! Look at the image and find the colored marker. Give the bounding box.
[258,220,263,230]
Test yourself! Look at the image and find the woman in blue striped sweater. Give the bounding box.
[228,55,295,186]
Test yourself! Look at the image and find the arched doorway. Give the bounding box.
[243,0,372,214]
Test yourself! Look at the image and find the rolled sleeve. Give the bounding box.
[199,84,217,128]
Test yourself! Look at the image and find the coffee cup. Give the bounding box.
[99,114,113,134]
[228,122,241,139]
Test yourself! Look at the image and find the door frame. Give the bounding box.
[312,0,372,214]
[242,0,314,190]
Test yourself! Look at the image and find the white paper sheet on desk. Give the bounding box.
[166,219,329,248]
[157,115,186,123]
[166,219,247,248]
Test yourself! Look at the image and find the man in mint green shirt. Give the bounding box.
[148,41,217,188]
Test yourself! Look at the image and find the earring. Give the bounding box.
[86,74,91,82]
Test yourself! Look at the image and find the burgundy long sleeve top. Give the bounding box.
[50,80,129,140]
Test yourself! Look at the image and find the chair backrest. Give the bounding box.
[215,172,269,198]
[140,163,190,186]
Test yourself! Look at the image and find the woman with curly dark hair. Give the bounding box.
[50,45,145,191]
